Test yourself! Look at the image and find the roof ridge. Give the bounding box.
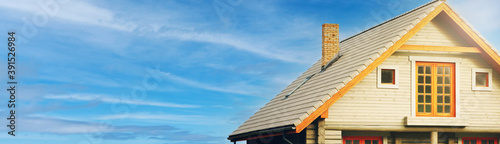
[340,0,440,43]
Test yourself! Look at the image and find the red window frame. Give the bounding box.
[343,136,383,144]
[475,72,489,87]
[462,137,498,144]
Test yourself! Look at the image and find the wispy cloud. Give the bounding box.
[44,93,200,108]
[161,72,253,95]
[97,113,203,121]
[154,29,305,63]
[0,0,136,31]
[9,116,225,143]
[0,0,312,64]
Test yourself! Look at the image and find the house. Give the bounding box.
[228,0,500,144]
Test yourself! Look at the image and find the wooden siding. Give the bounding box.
[405,13,469,47]
[306,123,317,144]
[326,52,500,131]
[325,130,342,144]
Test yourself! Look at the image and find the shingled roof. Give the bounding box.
[229,0,500,140]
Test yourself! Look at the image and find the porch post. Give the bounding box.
[431,131,438,144]
[318,118,326,144]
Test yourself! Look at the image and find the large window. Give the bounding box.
[463,137,498,144]
[343,136,382,144]
[416,62,455,117]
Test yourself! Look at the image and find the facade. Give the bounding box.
[229,0,500,144]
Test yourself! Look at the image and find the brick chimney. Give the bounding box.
[322,24,340,67]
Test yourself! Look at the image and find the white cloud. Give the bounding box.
[0,0,311,63]
[44,93,200,108]
[0,0,136,31]
[155,29,306,63]
[97,113,203,121]
[452,0,500,31]
[161,71,269,96]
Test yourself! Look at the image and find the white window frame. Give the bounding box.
[377,66,399,89]
[471,68,492,91]
[409,56,461,117]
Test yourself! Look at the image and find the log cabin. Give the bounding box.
[228,0,500,144]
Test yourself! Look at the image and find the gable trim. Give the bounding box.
[294,3,447,133]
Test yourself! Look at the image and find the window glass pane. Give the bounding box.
[418,105,424,112]
[425,95,431,103]
[418,95,424,103]
[445,67,450,74]
[418,76,424,84]
[426,66,432,74]
[488,140,494,144]
[437,105,443,113]
[426,105,431,113]
[476,72,488,87]
[437,67,443,74]
[418,85,424,93]
[464,140,470,144]
[347,140,352,144]
[425,76,431,84]
[373,140,379,144]
[445,77,451,84]
[471,140,477,144]
[353,140,360,144]
[365,140,372,144]
[425,86,431,93]
[437,95,443,103]
[445,86,450,94]
[381,69,395,84]
[445,96,450,103]
[445,105,450,113]
[482,140,487,144]
[437,76,443,84]
[418,66,424,74]
[437,86,443,93]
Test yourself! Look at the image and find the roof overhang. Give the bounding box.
[227,125,295,142]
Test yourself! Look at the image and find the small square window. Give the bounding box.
[472,68,492,91]
[381,69,395,84]
[377,66,398,88]
[475,72,488,87]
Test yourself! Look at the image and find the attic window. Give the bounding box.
[377,66,399,89]
[472,68,492,91]
[381,69,395,84]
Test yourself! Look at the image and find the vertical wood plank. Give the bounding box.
[395,137,402,144]
[318,119,326,144]
[431,131,438,144]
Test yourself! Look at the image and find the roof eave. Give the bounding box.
[228,125,296,142]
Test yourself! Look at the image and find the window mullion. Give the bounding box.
[432,64,437,115]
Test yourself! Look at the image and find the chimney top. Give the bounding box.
[321,24,340,68]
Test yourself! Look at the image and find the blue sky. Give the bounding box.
[0,0,498,144]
